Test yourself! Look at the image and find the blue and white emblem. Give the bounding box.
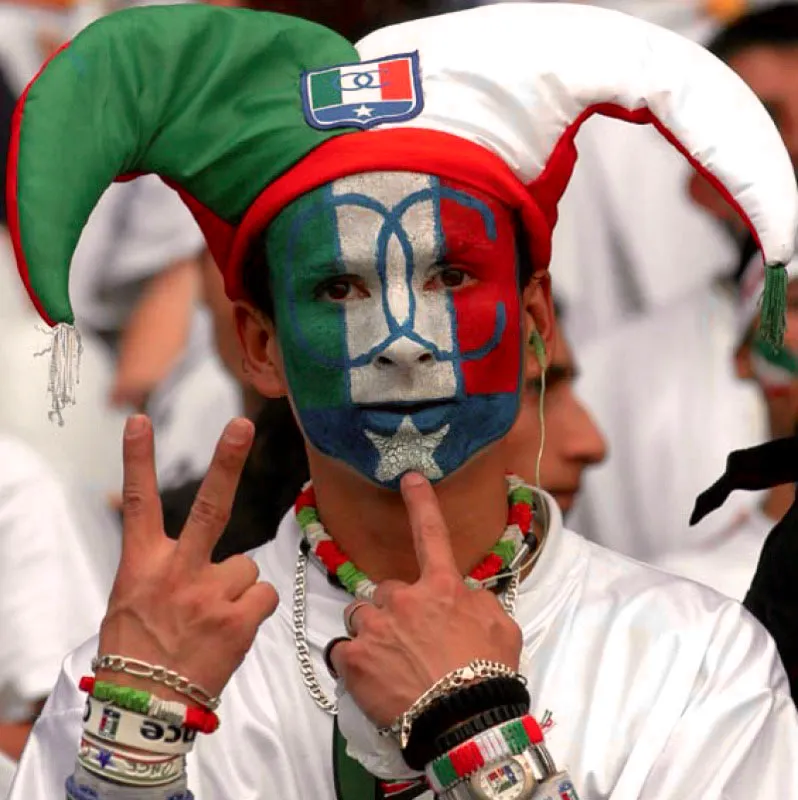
[301,52,424,130]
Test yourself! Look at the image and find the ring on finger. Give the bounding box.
[323,636,351,679]
[344,601,371,637]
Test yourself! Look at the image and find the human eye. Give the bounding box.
[313,275,370,303]
[424,265,474,291]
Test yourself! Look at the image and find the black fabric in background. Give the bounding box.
[0,66,15,226]
[691,435,798,702]
[161,398,309,563]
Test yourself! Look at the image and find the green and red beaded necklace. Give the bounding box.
[295,475,538,601]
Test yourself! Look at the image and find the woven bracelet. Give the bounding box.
[80,677,219,734]
[426,714,544,794]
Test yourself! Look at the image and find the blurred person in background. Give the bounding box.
[0,435,122,794]
[654,254,798,598]
[0,0,242,491]
[569,2,798,600]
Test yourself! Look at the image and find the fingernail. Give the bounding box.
[224,418,252,445]
[125,415,148,439]
[402,472,425,488]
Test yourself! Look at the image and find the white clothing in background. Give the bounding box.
[10,494,798,799]
[569,283,768,595]
[656,504,774,601]
[0,436,120,723]
[69,175,241,488]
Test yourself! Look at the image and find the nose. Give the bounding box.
[374,337,435,369]
[566,393,608,467]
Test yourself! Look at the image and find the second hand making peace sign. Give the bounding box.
[329,473,524,728]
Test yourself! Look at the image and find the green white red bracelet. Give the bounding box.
[80,677,220,733]
[426,714,545,794]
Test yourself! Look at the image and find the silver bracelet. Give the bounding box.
[92,654,221,711]
[380,660,524,749]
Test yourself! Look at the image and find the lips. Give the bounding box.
[359,399,456,433]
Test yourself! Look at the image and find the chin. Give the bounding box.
[299,393,520,491]
[553,492,575,514]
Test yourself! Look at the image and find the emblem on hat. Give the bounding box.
[301,52,424,130]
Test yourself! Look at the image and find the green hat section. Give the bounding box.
[11,4,358,325]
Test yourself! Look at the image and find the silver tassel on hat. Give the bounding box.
[35,323,83,426]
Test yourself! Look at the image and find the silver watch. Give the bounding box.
[443,752,537,800]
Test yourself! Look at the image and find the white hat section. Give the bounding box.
[357,2,798,266]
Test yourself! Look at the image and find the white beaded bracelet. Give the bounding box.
[83,695,197,756]
[78,735,185,788]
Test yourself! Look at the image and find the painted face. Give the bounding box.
[265,171,524,489]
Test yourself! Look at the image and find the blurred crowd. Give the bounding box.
[1,0,797,792]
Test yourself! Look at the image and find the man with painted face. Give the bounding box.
[5,4,798,800]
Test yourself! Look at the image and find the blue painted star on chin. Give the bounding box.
[364,417,450,482]
[98,749,113,768]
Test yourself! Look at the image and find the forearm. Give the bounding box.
[113,258,199,405]
[0,720,34,761]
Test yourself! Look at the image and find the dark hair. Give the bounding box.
[708,3,798,62]
[161,397,309,561]
[0,67,15,227]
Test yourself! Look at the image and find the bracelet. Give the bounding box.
[427,714,544,794]
[66,768,194,800]
[80,677,220,733]
[433,702,531,756]
[381,660,523,749]
[92,655,221,711]
[84,695,197,756]
[79,735,185,787]
[402,676,530,769]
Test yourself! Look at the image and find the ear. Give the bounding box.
[522,271,555,359]
[234,301,289,398]
[735,339,754,381]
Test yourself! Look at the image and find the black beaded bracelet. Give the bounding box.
[401,676,530,770]
[433,701,530,755]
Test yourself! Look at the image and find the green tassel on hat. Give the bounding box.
[759,262,788,348]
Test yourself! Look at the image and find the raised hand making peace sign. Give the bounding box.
[329,473,524,728]
[96,415,279,703]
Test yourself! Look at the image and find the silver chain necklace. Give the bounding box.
[293,548,521,716]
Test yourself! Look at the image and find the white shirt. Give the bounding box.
[0,436,120,723]
[9,494,797,799]
[569,282,769,594]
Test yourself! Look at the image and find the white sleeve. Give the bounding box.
[8,640,94,799]
[0,441,114,721]
[637,604,798,798]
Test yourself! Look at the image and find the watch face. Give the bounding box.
[470,757,534,800]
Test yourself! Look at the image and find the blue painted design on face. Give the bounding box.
[267,172,524,489]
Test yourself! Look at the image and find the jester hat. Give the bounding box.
[7,2,798,418]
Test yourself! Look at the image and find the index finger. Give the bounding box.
[176,418,254,567]
[121,415,164,553]
[400,472,458,578]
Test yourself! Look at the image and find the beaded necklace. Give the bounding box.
[295,474,538,601]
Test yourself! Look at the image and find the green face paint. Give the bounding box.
[751,334,798,391]
[266,183,349,412]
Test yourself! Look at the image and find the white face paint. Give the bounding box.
[331,172,459,404]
